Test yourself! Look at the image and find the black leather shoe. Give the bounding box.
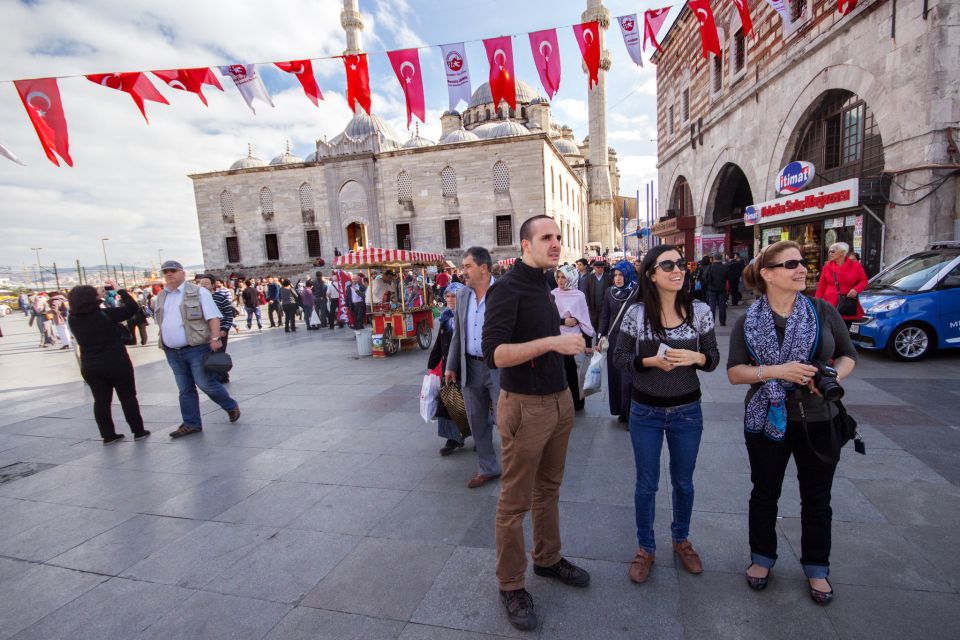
[439,440,463,456]
[533,557,590,587]
[500,588,537,631]
[745,564,770,591]
[809,579,834,606]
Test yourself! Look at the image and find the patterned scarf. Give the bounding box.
[743,294,820,441]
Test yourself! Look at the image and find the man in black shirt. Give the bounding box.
[704,253,730,326]
[726,253,745,306]
[482,215,590,631]
[581,259,610,330]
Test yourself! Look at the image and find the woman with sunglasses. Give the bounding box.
[727,240,856,606]
[613,245,720,584]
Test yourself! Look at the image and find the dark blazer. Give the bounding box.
[68,290,139,369]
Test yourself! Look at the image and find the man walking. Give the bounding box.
[704,253,729,326]
[266,276,283,328]
[241,279,262,330]
[581,259,610,331]
[483,215,591,631]
[312,272,328,328]
[574,258,590,295]
[726,253,745,306]
[155,261,240,438]
[445,246,501,489]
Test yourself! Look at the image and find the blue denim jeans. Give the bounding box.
[245,306,262,329]
[164,344,238,428]
[629,400,704,553]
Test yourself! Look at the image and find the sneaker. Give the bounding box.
[533,557,590,587]
[499,588,537,631]
[227,407,241,423]
[170,425,202,439]
[134,430,151,441]
[103,434,125,445]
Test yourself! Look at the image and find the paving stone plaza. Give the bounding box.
[0,308,958,640]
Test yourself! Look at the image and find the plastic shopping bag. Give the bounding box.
[419,364,442,423]
[582,349,605,396]
[309,309,322,327]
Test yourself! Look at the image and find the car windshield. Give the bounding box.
[869,251,960,292]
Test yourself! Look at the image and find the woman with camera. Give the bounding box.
[727,240,856,606]
[67,283,149,444]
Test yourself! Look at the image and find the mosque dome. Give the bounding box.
[529,96,550,106]
[230,144,266,170]
[442,109,461,117]
[269,141,303,165]
[333,111,402,144]
[488,119,531,139]
[469,80,538,108]
[440,127,481,144]
[402,130,436,149]
[472,122,500,139]
[554,138,581,155]
[304,151,317,162]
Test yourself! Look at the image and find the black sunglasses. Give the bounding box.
[765,259,805,270]
[653,259,687,272]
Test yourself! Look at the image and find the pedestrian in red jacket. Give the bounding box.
[815,241,868,323]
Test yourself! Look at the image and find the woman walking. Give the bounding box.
[815,241,868,327]
[727,240,857,605]
[552,264,594,411]
[597,260,639,423]
[428,283,467,455]
[613,245,720,584]
[301,280,318,330]
[280,279,300,333]
[67,284,149,444]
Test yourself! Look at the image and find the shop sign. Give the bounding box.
[744,178,859,227]
[776,161,816,195]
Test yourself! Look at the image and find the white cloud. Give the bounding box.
[617,154,658,192]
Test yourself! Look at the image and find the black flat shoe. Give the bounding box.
[809,579,834,606]
[745,564,770,591]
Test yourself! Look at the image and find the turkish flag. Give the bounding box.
[573,22,601,89]
[387,49,426,128]
[528,29,561,99]
[643,7,672,53]
[483,36,516,110]
[275,60,323,106]
[86,72,169,123]
[838,0,857,15]
[688,0,721,58]
[14,78,72,167]
[152,68,223,106]
[342,53,371,115]
[732,0,755,39]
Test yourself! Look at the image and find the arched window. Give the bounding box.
[397,170,412,203]
[670,177,693,218]
[220,190,234,222]
[441,166,457,197]
[485,108,491,121]
[299,183,314,222]
[259,187,274,219]
[551,167,555,196]
[493,161,510,193]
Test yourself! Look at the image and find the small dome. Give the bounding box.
[333,111,402,144]
[554,138,581,155]
[472,122,500,139]
[529,96,550,106]
[269,141,303,165]
[488,119,530,139]
[469,80,538,108]
[442,109,461,117]
[230,144,266,170]
[402,128,436,149]
[440,127,481,144]
[305,151,317,162]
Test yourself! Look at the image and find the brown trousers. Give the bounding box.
[495,389,574,590]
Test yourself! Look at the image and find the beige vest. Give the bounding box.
[155,282,211,350]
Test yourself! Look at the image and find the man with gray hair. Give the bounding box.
[446,246,501,488]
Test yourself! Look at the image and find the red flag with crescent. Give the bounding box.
[528,29,561,99]
[14,78,72,167]
[483,36,516,110]
[387,49,426,128]
[342,53,372,114]
[643,7,672,53]
[275,60,323,106]
[688,0,721,58]
[86,72,169,123]
[152,68,223,106]
[838,0,857,15]
[732,0,755,38]
[573,22,601,89]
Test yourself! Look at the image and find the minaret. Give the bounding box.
[582,0,614,252]
[341,0,364,55]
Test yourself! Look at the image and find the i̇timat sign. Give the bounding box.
[744,178,860,227]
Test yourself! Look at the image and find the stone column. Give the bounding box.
[341,0,364,56]
[583,0,614,252]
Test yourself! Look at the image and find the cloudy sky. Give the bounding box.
[2,0,674,272]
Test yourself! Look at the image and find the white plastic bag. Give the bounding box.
[309,309,321,327]
[419,370,442,423]
[582,349,605,396]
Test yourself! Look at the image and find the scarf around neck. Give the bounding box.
[743,294,820,441]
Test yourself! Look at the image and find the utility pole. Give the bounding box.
[120,263,128,289]
[30,247,44,291]
[76,259,82,284]
[101,237,110,283]
[53,263,61,290]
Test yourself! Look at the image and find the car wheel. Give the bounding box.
[886,323,933,361]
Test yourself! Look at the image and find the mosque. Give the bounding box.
[189,0,624,275]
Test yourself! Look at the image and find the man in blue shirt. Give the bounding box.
[266,276,283,328]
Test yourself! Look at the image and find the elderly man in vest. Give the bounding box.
[156,261,240,438]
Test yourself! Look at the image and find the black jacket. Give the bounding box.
[482,258,566,395]
[68,290,139,369]
[705,262,730,292]
[428,314,455,419]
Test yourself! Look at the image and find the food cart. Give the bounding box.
[334,248,446,358]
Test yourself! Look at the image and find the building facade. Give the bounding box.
[653,0,959,282]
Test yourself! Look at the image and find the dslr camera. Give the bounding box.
[808,362,844,401]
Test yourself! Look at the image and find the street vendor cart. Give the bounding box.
[334,248,446,358]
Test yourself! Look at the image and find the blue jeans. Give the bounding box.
[707,290,727,325]
[245,306,262,329]
[164,344,238,428]
[629,400,704,553]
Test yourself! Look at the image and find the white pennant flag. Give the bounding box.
[440,43,472,112]
[617,14,644,67]
[219,64,275,114]
[765,0,794,28]
[0,141,26,165]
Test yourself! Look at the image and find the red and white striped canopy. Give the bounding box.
[334,248,447,268]
[497,257,517,266]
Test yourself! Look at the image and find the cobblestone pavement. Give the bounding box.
[0,307,958,639]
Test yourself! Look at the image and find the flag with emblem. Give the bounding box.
[617,14,644,66]
[528,29,562,99]
[573,22,601,88]
[732,0,755,38]
[275,60,323,106]
[14,78,72,166]
[688,0,721,58]
[86,72,169,122]
[342,53,372,114]
[218,64,274,114]
[483,36,516,110]
[765,0,794,27]
[152,68,223,106]
[387,49,426,127]
[643,7,672,53]
[439,43,472,111]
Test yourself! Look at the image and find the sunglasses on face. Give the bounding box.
[766,259,805,270]
[653,260,687,272]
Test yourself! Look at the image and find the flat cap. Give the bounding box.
[160,260,184,271]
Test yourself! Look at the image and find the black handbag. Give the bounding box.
[832,270,858,316]
[801,399,864,465]
[203,350,234,375]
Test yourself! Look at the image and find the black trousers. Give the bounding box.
[128,321,147,345]
[268,300,283,326]
[81,359,145,439]
[282,303,299,331]
[729,281,742,306]
[563,354,584,410]
[351,301,366,329]
[746,419,838,571]
[315,300,328,327]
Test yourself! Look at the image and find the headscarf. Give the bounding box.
[610,260,638,302]
[445,282,465,297]
[556,264,580,291]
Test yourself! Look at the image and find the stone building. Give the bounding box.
[189,0,626,277]
[652,0,959,282]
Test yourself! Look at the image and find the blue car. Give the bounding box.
[850,242,960,361]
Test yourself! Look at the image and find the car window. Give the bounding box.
[870,252,960,291]
[939,262,960,289]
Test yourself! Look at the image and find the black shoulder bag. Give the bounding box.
[832,268,858,316]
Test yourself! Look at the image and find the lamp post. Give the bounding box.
[101,238,110,284]
[30,247,44,290]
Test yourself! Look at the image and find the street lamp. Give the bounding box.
[30,247,44,290]
[101,238,110,284]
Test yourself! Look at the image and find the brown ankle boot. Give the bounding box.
[672,540,704,574]
[629,548,655,583]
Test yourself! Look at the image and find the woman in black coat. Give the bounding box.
[67,285,148,444]
[597,261,639,423]
[427,283,466,455]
